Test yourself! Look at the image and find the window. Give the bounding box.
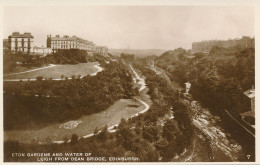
[15,38,18,50]
[28,39,31,47]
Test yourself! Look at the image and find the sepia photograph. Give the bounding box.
[1,0,258,163]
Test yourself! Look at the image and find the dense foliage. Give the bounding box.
[120,53,135,62]
[156,46,254,115]
[4,61,138,130]
[5,60,193,162]
[3,49,100,74]
[42,49,91,64]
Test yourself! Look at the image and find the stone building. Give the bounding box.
[192,36,255,53]
[32,46,52,56]
[46,35,107,55]
[240,86,255,127]
[8,32,34,53]
[3,39,9,51]
[47,35,95,53]
[95,46,108,56]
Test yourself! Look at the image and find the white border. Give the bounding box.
[0,0,259,164]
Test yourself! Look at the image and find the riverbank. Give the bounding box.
[153,65,247,162]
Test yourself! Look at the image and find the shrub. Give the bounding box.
[70,134,78,145]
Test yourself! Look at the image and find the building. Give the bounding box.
[192,36,255,53]
[32,46,52,56]
[46,35,108,55]
[184,82,191,94]
[8,32,34,53]
[47,35,95,53]
[240,86,255,127]
[3,39,9,51]
[95,46,108,56]
[150,61,155,67]
[243,86,255,112]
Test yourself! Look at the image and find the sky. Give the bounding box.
[3,6,254,50]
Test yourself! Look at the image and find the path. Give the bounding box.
[153,65,242,161]
[129,65,146,92]
[4,64,150,145]
[54,65,150,143]
[4,64,104,82]
[4,64,56,76]
[90,64,104,76]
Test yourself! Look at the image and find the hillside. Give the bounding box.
[155,46,255,115]
[108,48,166,57]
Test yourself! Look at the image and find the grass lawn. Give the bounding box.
[4,62,99,80]
[4,99,145,143]
[4,65,43,75]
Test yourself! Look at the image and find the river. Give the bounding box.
[151,66,249,162]
[189,100,244,161]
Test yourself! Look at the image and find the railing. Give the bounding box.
[224,109,255,138]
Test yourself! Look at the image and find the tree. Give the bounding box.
[94,127,99,135]
[70,134,78,145]
[162,119,180,142]
[97,125,108,141]
[142,125,160,142]
[36,76,43,81]
[116,126,135,150]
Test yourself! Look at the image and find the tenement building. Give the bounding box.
[95,46,108,55]
[3,39,9,51]
[192,36,255,53]
[46,35,108,55]
[8,32,34,53]
[32,46,52,56]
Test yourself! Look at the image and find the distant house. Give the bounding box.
[3,39,9,51]
[46,34,108,55]
[32,46,52,56]
[150,61,155,67]
[192,36,255,53]
[184,82,191,94]
[240,86,255,127]
[46,35,95,53]
[243,86,255,112]
[95,46,108,56]
[8,32,34,53]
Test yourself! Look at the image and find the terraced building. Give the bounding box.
[192,36,255,53]
[46,35,108,55]
[8,32,34,53]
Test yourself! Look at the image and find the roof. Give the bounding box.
[49,36,77,41]
[243,89,255,99]
[240,110,255,118]
[96,46,108,48]
[9,32,34,38]
[48,36,95,45]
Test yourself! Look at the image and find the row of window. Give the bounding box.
[51,42,92,47]
[12,38,31,42]
[52,45,76,49]
[51,44,93,49]
[51,46,96,50]
[51,41,77,44]
[14,44,31,47]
